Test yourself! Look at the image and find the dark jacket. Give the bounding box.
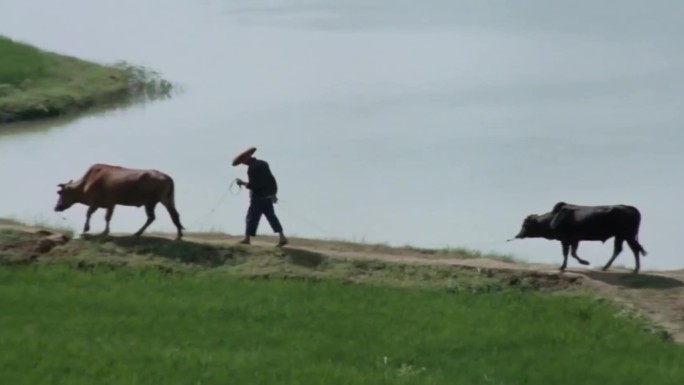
[245,158,278,199]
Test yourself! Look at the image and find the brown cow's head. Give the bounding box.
[54,180,78,212]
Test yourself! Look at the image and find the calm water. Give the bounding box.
[1,0,683,269]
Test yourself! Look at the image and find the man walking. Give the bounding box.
[233,146,288,247]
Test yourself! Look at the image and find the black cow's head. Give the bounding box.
[54,180,78,212]
[513,214,548,239]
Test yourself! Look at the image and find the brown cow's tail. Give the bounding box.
[166,179,185,230]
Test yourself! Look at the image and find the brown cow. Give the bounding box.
[53,163,185,239]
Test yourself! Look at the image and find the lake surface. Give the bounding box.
[1,0,683,269]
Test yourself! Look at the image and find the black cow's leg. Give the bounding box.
[101,206,115,236]
[570,240,590,266]
[83,206,97,233]
[560,241,570,271]
[626,238,641,274]
[602,237,624,271]
[134,203,157,237]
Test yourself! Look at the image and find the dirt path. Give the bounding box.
[3,222,684,343]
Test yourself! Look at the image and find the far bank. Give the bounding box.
[0,35,173,125]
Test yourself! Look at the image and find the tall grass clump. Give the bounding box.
[0,36,48,86]
[0,264,683,385]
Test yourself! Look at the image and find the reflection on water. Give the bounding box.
[1,0,683,270]
[0,100,144,140]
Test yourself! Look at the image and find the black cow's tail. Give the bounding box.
[632,233,647,257]
[637,237,648,256]
[631,206,647,256]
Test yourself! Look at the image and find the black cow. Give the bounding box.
[512,202,648,273]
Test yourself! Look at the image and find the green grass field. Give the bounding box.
[0,35,171,123]
[0,226,683,384]
[1,263,683,385]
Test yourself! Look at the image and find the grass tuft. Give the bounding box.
[0,36,48,86]
[0,214,74,236]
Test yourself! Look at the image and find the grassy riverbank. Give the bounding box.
[1,224,684,384]
[0,35,171,124]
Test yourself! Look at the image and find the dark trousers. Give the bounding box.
[245,197,283,236]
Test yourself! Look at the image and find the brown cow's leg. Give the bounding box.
[570,240,590,266]
[161,201,184,240]
[83,206,97,233]
[101,206,115,236]
[134,203,156,237]
[602,237,624,272]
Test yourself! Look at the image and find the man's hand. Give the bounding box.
[235,178,246,187]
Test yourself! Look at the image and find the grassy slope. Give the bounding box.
[2,265,684,385]
[0,35,169,124]
[0,227,543,292]
[1,227,683,384]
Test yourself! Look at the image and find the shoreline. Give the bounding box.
[0,35,173,125]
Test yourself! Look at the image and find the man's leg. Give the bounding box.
[262,198,288,246]
[240,199,263,244]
